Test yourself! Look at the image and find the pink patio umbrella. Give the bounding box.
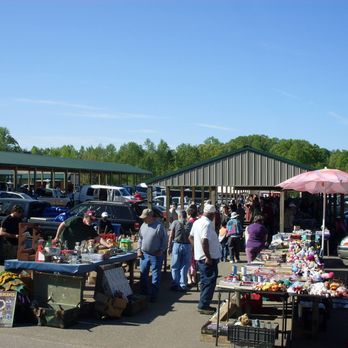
[277,168,348,253]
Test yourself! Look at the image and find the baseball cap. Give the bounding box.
[84,210,96,220]
[101,212,109,218]
[140,208,153,219]
[204,204,216,214]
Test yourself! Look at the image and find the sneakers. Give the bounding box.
[197,306,216,315]
[171,285,188,292]
[179,286,188,292]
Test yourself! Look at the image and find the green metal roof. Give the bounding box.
[0,151,151,175]
[147,146,313,184]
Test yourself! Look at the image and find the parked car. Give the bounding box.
[73,184,134,204]
[153,195,189,209]
[37,188,72,208]
[153,204,167,221]
[0,198,53,223]
[337,235,348,266]
[133,203,167,222]
[52,200,143,235]
[0,191,35,200]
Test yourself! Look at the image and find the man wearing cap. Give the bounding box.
[137,208,168,302]
[98,211,114,234]
[189,203,221,315]
[53,210,106,250]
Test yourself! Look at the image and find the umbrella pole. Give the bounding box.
[321,192,326,256]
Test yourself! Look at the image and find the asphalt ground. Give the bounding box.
[1,254,348,348]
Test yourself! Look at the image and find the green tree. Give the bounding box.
[271,139,329,168]
[154,139,174,175]
[174,143,201,168]
[117,142,144,166]
[141,139,156,173]
[328,150,348,171]
[225,134,277,153]
[0,127,21,152]
[198,137,223,161]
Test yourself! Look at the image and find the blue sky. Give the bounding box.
[0,0,347,151]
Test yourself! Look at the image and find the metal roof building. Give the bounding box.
[147,146,311,189]
[147,146,312,231]
[0,151,151,189]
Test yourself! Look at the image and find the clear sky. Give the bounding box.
[0,0,347,151]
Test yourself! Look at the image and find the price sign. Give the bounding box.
[0,291,17,327]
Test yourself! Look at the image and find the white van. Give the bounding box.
[74,185,134,204]
[153,195,189,209]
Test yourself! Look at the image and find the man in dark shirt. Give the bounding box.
[53,210,108,250]
[0,205,24,260]
[98,211,114,234]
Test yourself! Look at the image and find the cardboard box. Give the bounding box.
[123,294,148,316]
[94,292,128,318]
[210,299,237,322]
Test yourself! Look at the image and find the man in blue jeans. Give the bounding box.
[189,204,221,315]
[167,210,193,291]
[137,208,168,302]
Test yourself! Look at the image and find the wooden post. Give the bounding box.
[147,186,153,209]
[180,187,185,210]
[201,186,205,210]
[64,170,68,192]
[340,194,345,221]
[51,170,55,188]
[33,170,37,193]
[192,187,196,204]
[13,167,18,190]
[166,186,171,228]
[279,191,285,232]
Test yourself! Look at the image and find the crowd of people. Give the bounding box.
[134,194,274,314]
[136,192,342,315]
[1,191,342,316]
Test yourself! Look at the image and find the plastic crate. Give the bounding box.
[228,322,278,346]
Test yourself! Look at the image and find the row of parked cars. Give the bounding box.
[0,189,72,208]
[0,197,166,239]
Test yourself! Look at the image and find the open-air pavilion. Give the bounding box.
[146,146,345,233]
[0,151,151,192]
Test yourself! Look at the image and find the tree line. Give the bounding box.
[1,127,347,177]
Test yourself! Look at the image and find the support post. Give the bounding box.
[279,191,285,232]
[180,187,185,210]
[192,187,196,204]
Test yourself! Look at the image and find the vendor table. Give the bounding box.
[5,252,137,310]
[216,284,289,348]
[5,251,137,286]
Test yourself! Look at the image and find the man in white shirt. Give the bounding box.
[189,204,221,315]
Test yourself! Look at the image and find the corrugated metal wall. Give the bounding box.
[152,150,307,188]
